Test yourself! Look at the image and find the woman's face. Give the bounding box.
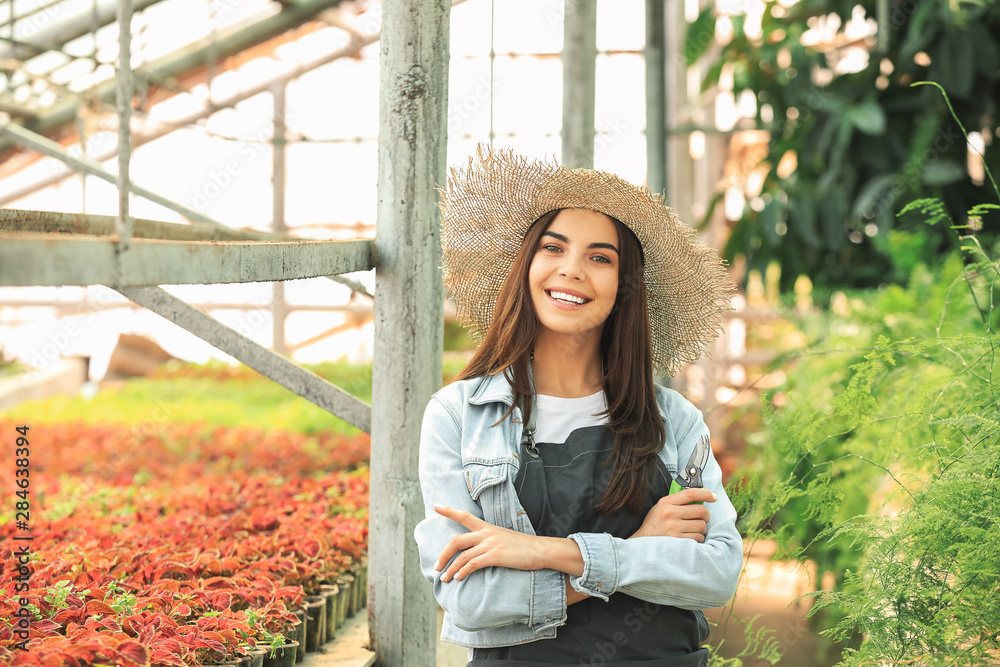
[528,208,620,344]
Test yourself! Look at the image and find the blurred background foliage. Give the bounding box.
[725,195,1000,664]
[694,3,1000,653]
[690,0,1000,291]
[10,355,472,435]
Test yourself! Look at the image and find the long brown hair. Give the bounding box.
[452,208,665,514]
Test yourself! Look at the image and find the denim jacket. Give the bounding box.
[413,371,743,649]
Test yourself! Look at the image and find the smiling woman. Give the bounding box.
[414,144,740,666]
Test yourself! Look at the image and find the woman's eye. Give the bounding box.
[542,244,561,252]
[592,255,612,264]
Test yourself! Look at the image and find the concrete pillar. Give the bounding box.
[561,0,596,168]
[647,0,673,389]
[115,0,133,251]
[645,0,667,197]
[665,0,687,213]
[369,0,450,665]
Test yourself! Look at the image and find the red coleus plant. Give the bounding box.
[3,418,369,485]
[0,416,368,666]
[6,630,148,667]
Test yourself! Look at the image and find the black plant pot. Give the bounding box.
[303,595,326,651]
[260,640,299,667]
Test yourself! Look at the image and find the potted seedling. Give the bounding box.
[258,631,297,667]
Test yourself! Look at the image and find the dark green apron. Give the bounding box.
[468,424,710,666]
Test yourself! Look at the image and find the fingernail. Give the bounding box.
[434,560,440,571]
[433,503,444,510]
[712,493,718,501]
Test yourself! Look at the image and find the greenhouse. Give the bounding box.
[1,0,998,665]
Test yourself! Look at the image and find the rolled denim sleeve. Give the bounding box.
[566,393,743,609]
[566,532,618,601]
[413,394,568,634]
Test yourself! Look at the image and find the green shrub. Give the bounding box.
[730,211,1000,665]
[718,83,1000,666]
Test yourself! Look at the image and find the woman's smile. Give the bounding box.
[544,287,593,308]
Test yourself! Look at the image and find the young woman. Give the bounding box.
[414,145,743,666]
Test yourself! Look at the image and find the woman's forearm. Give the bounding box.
[537,536,585,577]
[434,505,587,581]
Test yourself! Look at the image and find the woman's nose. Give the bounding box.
[558,254,585,280]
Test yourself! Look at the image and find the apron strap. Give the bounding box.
[518,359,539,457]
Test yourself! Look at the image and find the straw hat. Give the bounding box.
[439,144,735,376]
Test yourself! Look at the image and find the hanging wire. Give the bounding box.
[132,0,147,110]
[76,111,88,211]
[79,0,101,212]
[488,0,494,147]
[4,0,15,98]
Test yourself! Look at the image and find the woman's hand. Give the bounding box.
[630,488,715,542]
[433,504,583,582]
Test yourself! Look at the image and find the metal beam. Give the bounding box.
[287,312,370,353]
[0,121,230,227]
[0,0,469,204]
[115,285,372,433]
[369,0,449,663]
[0,299,373,313]
[0,208,289,240]
[0,0,351,155]
[0,0,67,33]
[0,0,161,60]
[0,209,375,297]
[561,0,596,168]
[0,233,373,287]
[0,28,373,200]
[664,0,685,207]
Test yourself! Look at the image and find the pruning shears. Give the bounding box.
[669,435,710,503]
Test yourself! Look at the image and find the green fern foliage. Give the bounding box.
[819,431,1000,666]
[730,205,1000,665]
[708,615,784,667]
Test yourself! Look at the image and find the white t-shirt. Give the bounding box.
[532,390,609,444]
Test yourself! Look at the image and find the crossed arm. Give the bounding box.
[433,485,717,604]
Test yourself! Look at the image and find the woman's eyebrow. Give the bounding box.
[541,231,619,254]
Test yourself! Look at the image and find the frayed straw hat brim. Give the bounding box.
[439,144,735,377]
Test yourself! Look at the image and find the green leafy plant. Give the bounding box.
[42,580,90,618]
[708,614,784,666]
[264,632,289,658]
[726,224,1000,664]
[721,82,1000,665]
[732,179,998,664]
[690,1,1000,291]
[104,583,137,619]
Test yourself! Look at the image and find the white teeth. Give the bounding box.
[548,290,587,305]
